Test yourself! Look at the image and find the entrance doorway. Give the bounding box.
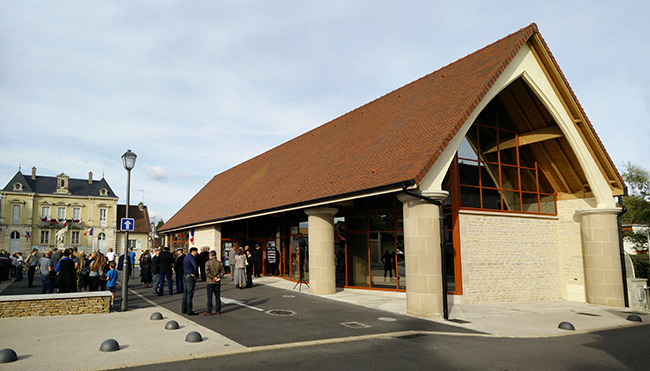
[9,231,21,253]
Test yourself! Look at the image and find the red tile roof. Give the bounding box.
[117,204,151,234]
[160,23,616,232]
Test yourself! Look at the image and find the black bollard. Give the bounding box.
[185,331,203,343]
[150,312,163,320]
[558,321,575,331]
[165,320,180,330]
[0,348,18,363]
[99,339,120,352]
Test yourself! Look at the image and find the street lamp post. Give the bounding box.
[121,149,137,312]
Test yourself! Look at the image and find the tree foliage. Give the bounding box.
[155,219,165,231]
[621,162,650,252]
[621,162,650,226]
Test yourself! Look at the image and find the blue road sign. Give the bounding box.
[121,218,135,232]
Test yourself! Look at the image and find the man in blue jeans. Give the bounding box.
[182,247,199,315]
[39,250,54,294]
[129,247,136,279]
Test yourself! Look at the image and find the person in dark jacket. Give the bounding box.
[182,247,199,315]
[158,246,174,296]
[174,249,185,293]
[198,247,210,282]
[55,249,77,293]
[244,245,254,288]
[151,249,160,295]
[140,250,152,288]
[253,244,263,277]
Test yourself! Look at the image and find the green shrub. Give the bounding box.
[630,254,649,279]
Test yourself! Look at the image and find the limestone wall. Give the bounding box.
[193,225,222,254]
[457,198,594,304]
[0,292,111,318]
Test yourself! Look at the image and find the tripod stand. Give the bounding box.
[293,267,309,291]
[293,246,309,291]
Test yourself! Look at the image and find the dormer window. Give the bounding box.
[12,183,23,191]
[55,173,71,194]
[100,188,108,196]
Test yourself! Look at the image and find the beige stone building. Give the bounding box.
[160,24,631,318]
[0,167,118,254]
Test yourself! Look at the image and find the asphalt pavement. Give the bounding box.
[1,271,649,370]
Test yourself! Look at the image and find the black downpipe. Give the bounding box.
[401,184,449,320]
[617,194,630,308]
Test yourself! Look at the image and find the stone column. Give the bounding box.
[397,190,448,319]
[576,208,625,307]
[305,207,338,295]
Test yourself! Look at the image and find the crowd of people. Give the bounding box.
[1,243,276,316]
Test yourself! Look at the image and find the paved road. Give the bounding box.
[128,325,650,371]
[3,273,650,370]
[127,278,478,347]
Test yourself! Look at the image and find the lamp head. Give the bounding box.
[121,149,137,170]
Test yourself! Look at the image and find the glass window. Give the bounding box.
[458,137,478,161]
[346,233,368,288]
[11,205,20,225]
[99,209,107,226]
[454,116,556,215]
[57,207,66,220]
[369,214,394,231]
[502,191,521,212]
[347,215,366,231]
[72,207,81,220]
[371,232,398,289]
[71,231,80,245]
[40,230,49,244]
[520,168,538,192]
[41,206,50,219]
[482,188,502,210]
[500,165,519,190]
[460,186,481,208]
[522,193,539,213]
[498,130,518,165]
[459,161,480,186]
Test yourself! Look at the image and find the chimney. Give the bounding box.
[88,171,93,184]
[31,166,36,180]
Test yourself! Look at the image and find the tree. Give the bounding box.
[155,219,165,231]
[621,162,650,252]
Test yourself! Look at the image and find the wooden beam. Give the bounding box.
[484,126,563,153]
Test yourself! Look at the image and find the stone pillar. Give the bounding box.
[305,207,338,295]
[397,190,448,319]
[576,208,625,307]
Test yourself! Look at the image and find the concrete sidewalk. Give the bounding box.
[1,276,649,370]
[259,277,650,337]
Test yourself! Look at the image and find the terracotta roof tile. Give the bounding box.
[160,24,551,232]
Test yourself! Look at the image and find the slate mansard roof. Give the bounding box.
[160,23,623,232]
[2,171,118,199]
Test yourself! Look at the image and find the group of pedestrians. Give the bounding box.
[0,249,28,283]
[143,246,225,316]
[5,248,120,306]
[231,244,262,289]
[4,244,257,317]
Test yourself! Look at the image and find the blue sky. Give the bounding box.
[1,0,648,223]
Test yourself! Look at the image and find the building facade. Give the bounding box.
[0,167,119,254]
[160,24,629,317]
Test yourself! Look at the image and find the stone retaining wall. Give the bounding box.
[0,292,111,318]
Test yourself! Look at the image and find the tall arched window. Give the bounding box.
[98,232,107,253]
[10,231,21,253]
